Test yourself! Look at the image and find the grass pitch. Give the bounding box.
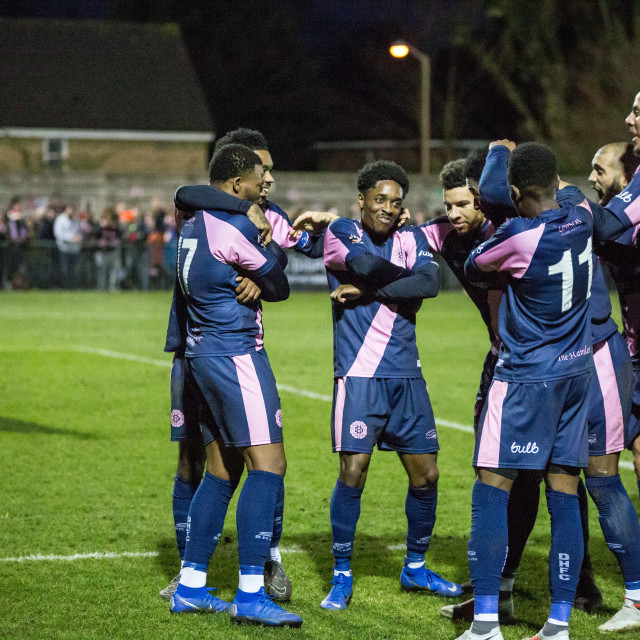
[0,290,637,639]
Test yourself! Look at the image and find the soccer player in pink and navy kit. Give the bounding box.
[167,144,302,627]
[320,160,461,611]
[458,142,640,640]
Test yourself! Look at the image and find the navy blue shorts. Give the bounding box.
[588,332,634,455]
[187,349,283,448]
[474,373,591,470]
[170,353,215,446]
[331,376,438,454]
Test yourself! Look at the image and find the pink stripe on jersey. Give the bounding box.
[421,221,454,253]
[204,213,268,270]
[264,207,297,249]
[333,377,346,451]
[578,198,593,216]
[346,304,398,377]
[255,307,264,350]
[623,292,640,357]
[323,225,352,271]
[593,340,624,454]
[398,231,418,269]
[233,354,271,445]
[476,380,509,468]
[474,224,545,279]
[625,195,640,225]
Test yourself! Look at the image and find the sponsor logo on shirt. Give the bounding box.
[418,250,433,258]
[510,441,539,454]
[171,409,185,428]
[425,429,437,439]
[558,218,584,234]
[616,190,633,203]
[275,409,283,428]
[350,420,367,439]
[558,345,591,362]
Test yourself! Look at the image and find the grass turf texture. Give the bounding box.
[0,290,637,640]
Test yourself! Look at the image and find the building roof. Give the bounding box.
[0,18,214,136]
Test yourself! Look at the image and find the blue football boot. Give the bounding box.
[320,572,353,610]
[400,559,462,596]
[170,585,231,613]
[230,587,303,627]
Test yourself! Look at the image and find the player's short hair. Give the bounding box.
[508,142,557,193]
[439,159,466,190]
[208,143,262,183]
[357,160,410,196]
[464,147,489,183]
[213,127,269,154]
[620,143,640,183]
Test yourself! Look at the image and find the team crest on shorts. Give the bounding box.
[275,409,283,428]
[425,429,437,439]
[171,409,184,428]
[350,420,367,439]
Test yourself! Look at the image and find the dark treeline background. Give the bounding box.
[2,0,639,171]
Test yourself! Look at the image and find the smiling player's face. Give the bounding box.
[626,92,640,157]
[238,164,265,204]
[358,180,403,237]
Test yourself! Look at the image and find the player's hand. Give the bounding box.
[247,204,272,244]
[235,276,261,305]
[291,211,339,236]
[489,139,516,151]
[331,283,365,304]
[397,207,411,228]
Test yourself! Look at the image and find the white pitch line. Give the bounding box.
[0,551,160,563]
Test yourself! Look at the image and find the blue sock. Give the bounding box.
[546,489,583,610]
[237,470,283,568]
[405,484,437,560]
[183,473,233,566]
[330,480,364,572]
[503,472,540,580]
[469,481,510,599]
[271,481,285,553]
[585,475,640,583]
[173,475,198,561]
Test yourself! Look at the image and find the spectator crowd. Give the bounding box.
[0,196,178,290]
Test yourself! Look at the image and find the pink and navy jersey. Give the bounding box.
[177,209,282,357]
[324,217,436,379]
[466,204,596,382]
[595,168,640,364]
[421,216,500,344]
[263,200,322,257]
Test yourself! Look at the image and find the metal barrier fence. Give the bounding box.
[0,241,466,292]
[0,240,176,291]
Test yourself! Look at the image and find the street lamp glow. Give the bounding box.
[389,43,409,58]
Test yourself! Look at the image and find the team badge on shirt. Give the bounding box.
[350,420,367,439]
[348,234,362,244]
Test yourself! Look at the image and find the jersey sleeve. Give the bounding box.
[263,201,324,257]
[465,219,544,280]
[164,278,188,353]
[174,185,252,215]
[204,214,276,277]
[323,217,370,270]
[479,145,513,209]
[602,169,640,234]
[420,217,454,253]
